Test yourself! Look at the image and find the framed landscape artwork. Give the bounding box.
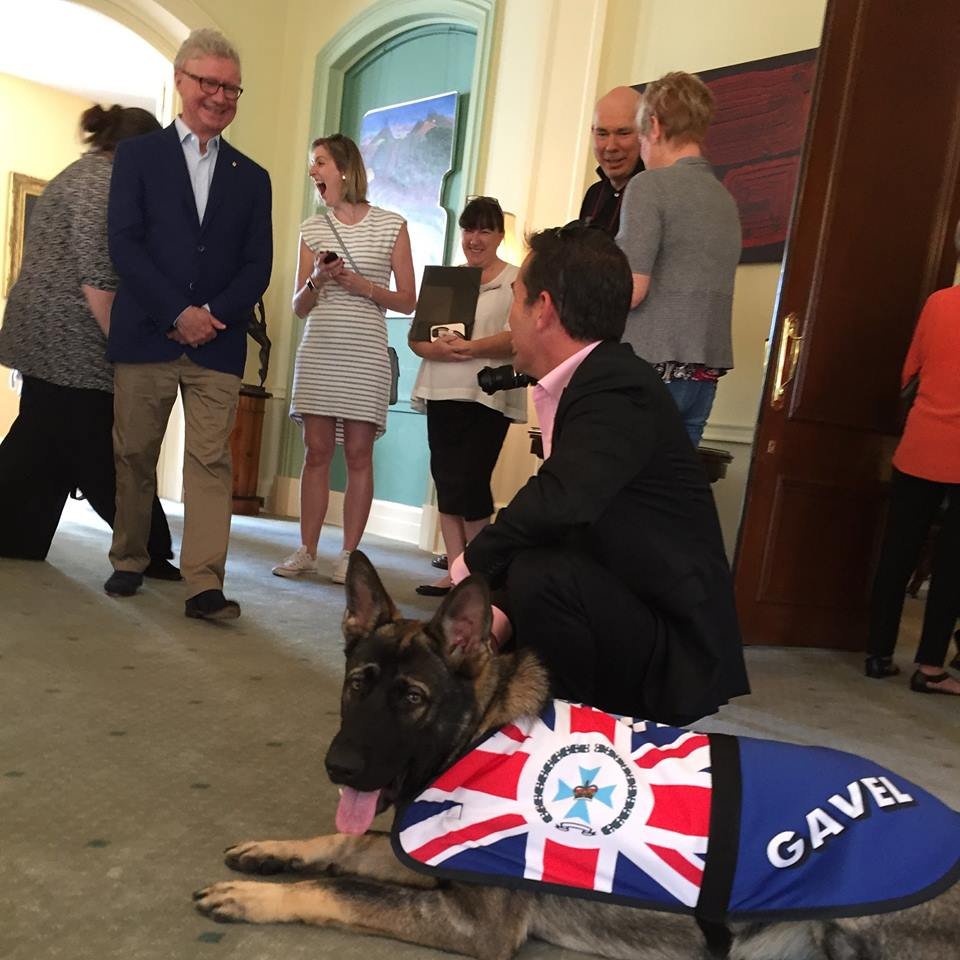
[358,91,459,285]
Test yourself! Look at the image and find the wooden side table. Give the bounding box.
[230,385,272,515]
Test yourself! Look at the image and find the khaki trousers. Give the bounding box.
[111,356,240,596]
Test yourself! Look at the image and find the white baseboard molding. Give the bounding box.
[702,421,755,446]
[268,476,425,546]
[419,503,440,552]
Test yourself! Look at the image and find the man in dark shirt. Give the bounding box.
[578,86,645,235]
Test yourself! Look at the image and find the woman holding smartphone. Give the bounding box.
[273,134,415,584]
[409,196,527,596]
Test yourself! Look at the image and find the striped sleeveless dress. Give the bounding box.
[291,206,404,442]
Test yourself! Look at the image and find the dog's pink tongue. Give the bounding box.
[336,787,382,835]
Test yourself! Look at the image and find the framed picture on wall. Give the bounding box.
[357,91,459,287]
[636,49,818,264]
[4,172,47,297]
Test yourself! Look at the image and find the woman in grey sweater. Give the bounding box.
[616,71,741,446]
[0,104,177,573]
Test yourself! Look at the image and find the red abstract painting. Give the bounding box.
[637,49,818,263]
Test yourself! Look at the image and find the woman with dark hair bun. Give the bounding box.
[80,103,160,152]
[0,104,178,571]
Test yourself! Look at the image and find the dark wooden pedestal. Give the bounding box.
[230,385,272,515]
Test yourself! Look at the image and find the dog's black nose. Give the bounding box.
[325,739,364,785]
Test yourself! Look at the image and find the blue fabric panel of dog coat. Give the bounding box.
[727,736,960,919]
[392,700,960,920]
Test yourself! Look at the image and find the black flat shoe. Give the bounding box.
[909,670,960,696]
[185,589,240,621]
[864,655,900,679]
[416,584,451,597]
[431,555,449,570]
[104,570,143,597]
[144,558,183,581]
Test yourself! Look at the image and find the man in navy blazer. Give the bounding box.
[104,28,272,620]
[458,225,748,725]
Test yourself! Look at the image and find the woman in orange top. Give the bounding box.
[866,284,960,695]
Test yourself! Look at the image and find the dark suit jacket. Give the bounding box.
[106,124,272,377]
[465,340,749,721]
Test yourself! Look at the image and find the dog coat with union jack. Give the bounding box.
[392,700,960,923]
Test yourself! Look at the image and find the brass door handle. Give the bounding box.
[771,313,803,408]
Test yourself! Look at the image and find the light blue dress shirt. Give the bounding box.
[174,115,219,223]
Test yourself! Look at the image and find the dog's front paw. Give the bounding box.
[193,880,289,924]
[224,840,306,875]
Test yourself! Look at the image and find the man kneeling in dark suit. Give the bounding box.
[451,224,749,725]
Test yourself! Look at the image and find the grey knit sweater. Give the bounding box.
[0,152,117,392]
[616,156,741,369]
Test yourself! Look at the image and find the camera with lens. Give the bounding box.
[476,364,536,395]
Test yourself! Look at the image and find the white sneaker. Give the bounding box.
[272,545,317,578]
[331,549,351,584]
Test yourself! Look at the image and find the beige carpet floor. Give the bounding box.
[1,499,957,960]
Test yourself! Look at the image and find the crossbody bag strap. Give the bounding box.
[323,210,362,275]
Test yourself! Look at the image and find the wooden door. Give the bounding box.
[733,0,960,648]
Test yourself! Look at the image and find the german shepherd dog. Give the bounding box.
[194,553,959,960]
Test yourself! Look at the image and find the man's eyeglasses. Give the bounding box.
[181,70,243,101]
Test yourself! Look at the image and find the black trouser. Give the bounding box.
[0,375,173,562]
[505,546,667,720]
[427,400,510,520]
[867,468,960,667]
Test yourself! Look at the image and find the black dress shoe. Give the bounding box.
[104,570,143,597]
[909,669,960,696]
[416,584,451,597]
[144,559,183,581]
[431,554,449,570]
[185,589,240,620]
[864,655,900,679]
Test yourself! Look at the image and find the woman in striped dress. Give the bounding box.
[274,134,415,583]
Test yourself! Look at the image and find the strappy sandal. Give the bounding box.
[909,670,960,696]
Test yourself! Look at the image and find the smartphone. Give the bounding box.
[323,251,340,264]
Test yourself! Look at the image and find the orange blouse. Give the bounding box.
[893,286,960,483]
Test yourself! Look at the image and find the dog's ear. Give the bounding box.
[428,576,492,673]
[342,551,397,653]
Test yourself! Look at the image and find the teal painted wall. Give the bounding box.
[285,23,478,509]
